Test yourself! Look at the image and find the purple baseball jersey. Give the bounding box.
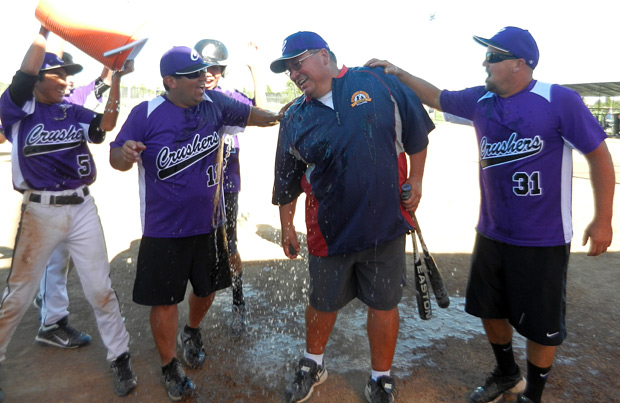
[0,89,99,191]
[440,80,607,247]
[214,87,254,193]
[110,91,250,238]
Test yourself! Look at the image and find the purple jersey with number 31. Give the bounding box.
[440,80,607,247]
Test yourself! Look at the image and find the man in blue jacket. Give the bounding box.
[271,31,434,403]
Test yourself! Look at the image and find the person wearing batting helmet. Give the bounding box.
[193,38,268,340]
[366,26,615,403]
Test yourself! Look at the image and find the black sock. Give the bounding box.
[490,342,519,376]
[184,324,199,334]
[524,360,551,403]
[232,273,245,307]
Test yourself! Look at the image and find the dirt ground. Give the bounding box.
[0,124,618,402]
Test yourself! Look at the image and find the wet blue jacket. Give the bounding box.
[273,66,434,256]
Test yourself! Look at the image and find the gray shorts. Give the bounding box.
[308,235,406,312]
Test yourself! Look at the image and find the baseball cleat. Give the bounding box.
[365,375,397,403]
[229,304,247,339]
[286,357,328,403]
[35,316,91,348]
[111,352,138,396]
[469,366,525,403]
[177,326,206,369]
[162,358,195,402]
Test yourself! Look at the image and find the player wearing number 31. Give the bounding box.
[367,26,615,403]
[109,45,281,401]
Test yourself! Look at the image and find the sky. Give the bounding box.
[1,0,619,95]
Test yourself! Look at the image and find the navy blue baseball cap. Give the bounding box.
[270,31,330,73]
[473,26,539,69]
[40,52,83,75]
[160,46,210,77]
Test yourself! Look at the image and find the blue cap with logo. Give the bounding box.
[40,52,83,75]
[473,26,539,69]
[270,31,330,73]
[160,46,210,77]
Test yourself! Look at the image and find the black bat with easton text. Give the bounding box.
[401,184,450,312]
[411,226,432,320]
[401,185,432,320]
[411,213,450,308]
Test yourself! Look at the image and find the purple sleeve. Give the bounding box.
[208,90,251,128]
[65,81,97,106]
[224,89,255,107]
[440,86,487,121]
[110,102,147,148]
[553,86,608,154]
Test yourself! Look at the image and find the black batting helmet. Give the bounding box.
[194,39,228,66]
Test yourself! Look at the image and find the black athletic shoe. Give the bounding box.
[286,357,328,402]
[162,358,195,402]
[469,367,525,403]
[111,352,138,396]
[516,393,535,403]
[229,305,247,339]
[35,316,91,348]
[364,376,397,403]
[177,326,206,369]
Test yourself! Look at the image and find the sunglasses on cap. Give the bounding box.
[173,69,207,79]
[485,52,519,63]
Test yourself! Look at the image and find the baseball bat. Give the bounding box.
[401,185,432,320]
[411,214,450,308]
[411,229,432,320]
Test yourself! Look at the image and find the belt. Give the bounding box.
[29,186,90,205]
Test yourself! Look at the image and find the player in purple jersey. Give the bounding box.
[271,32,434,403]
[194,39,267,339]
[367,27,615,403]
[110,45,281,401]
[33,52,114,350]
[0,26,138,399]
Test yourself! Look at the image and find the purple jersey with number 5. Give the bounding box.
[111,90,250,238]
[440,80,607,247]
[0,90,99,191]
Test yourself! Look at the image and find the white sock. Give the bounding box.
[371,369,390,381]
[305,352,324,367]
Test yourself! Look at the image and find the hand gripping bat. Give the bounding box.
[401,184,450,312]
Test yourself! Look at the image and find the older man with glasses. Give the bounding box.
[367,26,615,403]
[110,45,282,402]
[271,31,435,403]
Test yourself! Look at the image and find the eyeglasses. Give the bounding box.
[485,52,519,64]
[173,69,207,79]
[285,51,319,76]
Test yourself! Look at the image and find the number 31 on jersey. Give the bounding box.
[512,171,541,196]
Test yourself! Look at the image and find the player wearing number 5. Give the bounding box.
[110,46,281,401]
[367,26,615,403]
[0,26,137,399]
